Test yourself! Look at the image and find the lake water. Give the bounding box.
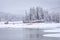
[0,28,60,40]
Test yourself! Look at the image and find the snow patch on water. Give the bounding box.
[44,29,60,32]
[43,34,60,37]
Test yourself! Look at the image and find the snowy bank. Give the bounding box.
[0,23,60,29]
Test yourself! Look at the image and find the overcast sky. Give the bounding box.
[0,0,60,15]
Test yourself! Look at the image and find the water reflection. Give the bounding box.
[0,28,60,40]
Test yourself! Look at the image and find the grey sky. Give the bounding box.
[0,0,60,15]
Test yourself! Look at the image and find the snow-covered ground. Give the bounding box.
[0,23,60,29]
[0,21,23,24]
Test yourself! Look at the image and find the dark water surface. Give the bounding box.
[0,28,60,40]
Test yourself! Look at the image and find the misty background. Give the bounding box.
[0,0,60,22]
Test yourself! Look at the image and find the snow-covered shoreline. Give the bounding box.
[0,23,60,29]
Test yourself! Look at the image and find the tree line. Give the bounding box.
[23,7,60,23]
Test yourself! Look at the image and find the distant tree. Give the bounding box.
[29,8,32,20]
[36,7,40,20]
[36,7,44,20]
[40,8,44,19]
[50,12,60,23]
[54,13,60,23]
